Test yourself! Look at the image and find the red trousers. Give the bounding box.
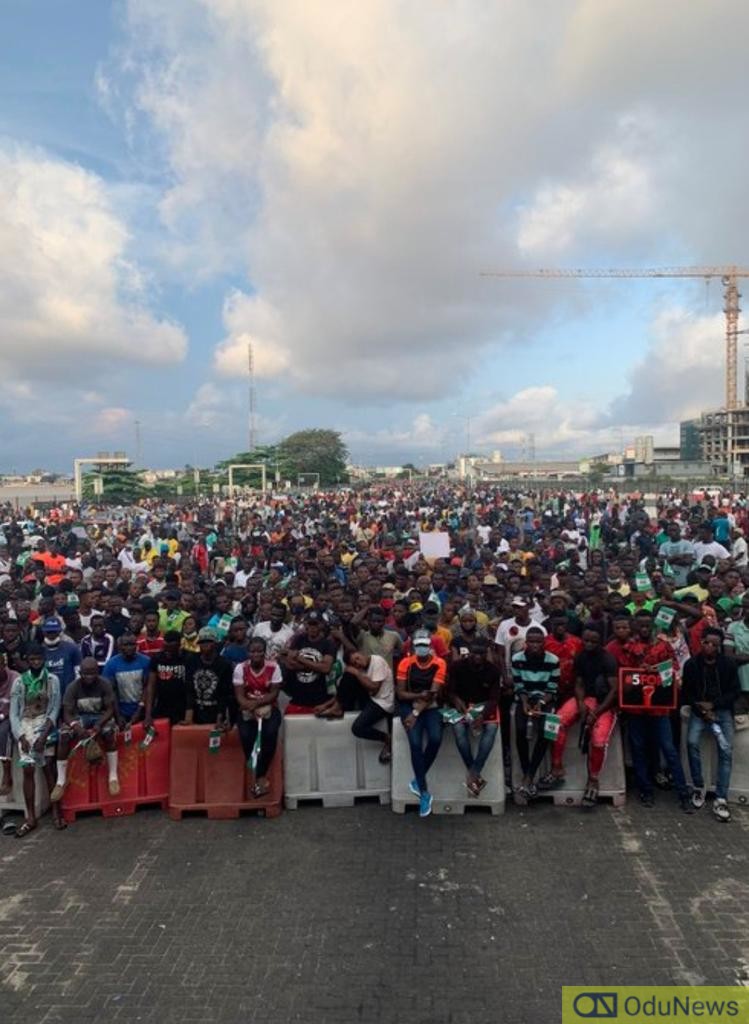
[551,697,616,779]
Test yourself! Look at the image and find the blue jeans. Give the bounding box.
[453,722,498,777]
[628,714,688,798]
[687,709,734,800]
[399,703,443,793]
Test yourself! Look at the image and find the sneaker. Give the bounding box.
[654,770,672,790]
[50,783,66,803]
[639,791,655,808]
[108,778,120,797]
[419,791,433,817]
[526,782,538,799]
[679,794,695,815]
[713,797,731,823]
[691,787,706,810]
[408,778,421,798]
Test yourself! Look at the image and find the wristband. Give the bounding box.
[412,708,420,718]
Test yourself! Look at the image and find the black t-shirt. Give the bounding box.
[0,639,28,674]
[150,652,188,724]
[283,633,337,707]
[185,654,235,724]
[448,659,500,706]
[574,649,618,701]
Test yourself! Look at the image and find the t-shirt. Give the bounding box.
[185,654,234,724]
[283,633,337,707]
[447,659,500,711]
[494,618,547,672]
[43,640,81,694]
[574,649,618,701]
[396,654,447,704]
[363,654,394,713]
[63,677,115,719]
[692,540,730,562]
[544,634,584,698]
[511,650,560,699]
[725,619,749,693]
[233,659,283,698]
[252,621,294,661]
[357,629,403,672]
[149,652,188,723]
[136,633,165,658]
[102,653,152,709]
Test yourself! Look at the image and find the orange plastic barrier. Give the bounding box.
[61,719,171,823]
[168,724,283,820]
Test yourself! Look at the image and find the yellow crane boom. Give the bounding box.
[481,265,749,411]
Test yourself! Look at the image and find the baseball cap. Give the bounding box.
[198,626,219,643]
[41,618,62,633]
[412,629,432,652]
[482,574,499,586]
[696,562,713,572]
[511,596,529,608]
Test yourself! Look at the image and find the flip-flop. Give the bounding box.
[581,786,598,810]
[14,820,36,839]
[253,782,271,798]
[378,747,392,764]
[53,817,68,831]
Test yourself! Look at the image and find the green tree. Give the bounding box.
[82,468,147,504]
[277,429,349,486]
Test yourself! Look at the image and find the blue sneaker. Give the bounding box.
[419,791,433,817]
[408,778,421,798]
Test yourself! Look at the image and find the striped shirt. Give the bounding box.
[511,650,560,698]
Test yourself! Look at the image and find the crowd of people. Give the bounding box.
[0,482,746,833]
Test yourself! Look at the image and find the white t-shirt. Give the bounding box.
[732,536,748,568]
[366,653,394,713]
[494,618,547,672]
[692,540,731,563]
[252,621,294,660]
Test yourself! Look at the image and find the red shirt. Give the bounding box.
[545,634,584,698]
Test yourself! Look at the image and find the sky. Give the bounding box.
[2,0,749,472]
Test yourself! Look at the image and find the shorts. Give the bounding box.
[61,714,116,736]
[16,715,56,768]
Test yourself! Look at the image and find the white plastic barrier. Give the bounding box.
[0,752,50,823]
[391,717,505,815]
[680,707,749,805]
[283,712,391,809]
[509,706,626,807]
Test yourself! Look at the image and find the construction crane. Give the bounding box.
[480,266,749,411]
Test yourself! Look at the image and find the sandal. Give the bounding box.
[537,771,565,791]
[53,815,68,831]
[253,780,271,798]
[378,746,392,765]
[477,777,488,792]
[15,820,36,839]
[465,778,481,798]
[514,786,529,806]
[581,785,598,810]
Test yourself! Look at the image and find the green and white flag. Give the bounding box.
[543,713,562,741]
[208,728,222,754]
[656,660,674,688]
[635,571,652,593]
[440,707,465,725]
[249,718,263,773]
[654,606,677,632]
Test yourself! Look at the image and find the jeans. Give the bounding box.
[351,699,391,744]
[399,703,443,793]
[237,706,282,779]
[453,721,498,777]
[515,705,552,781]
[628,714,688,798]
[687,709,734,800]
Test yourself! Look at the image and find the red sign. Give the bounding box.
[618,667,677,712]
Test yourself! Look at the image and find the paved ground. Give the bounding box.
[1,798,748,1024]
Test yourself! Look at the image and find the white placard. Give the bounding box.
[419,531,450,559]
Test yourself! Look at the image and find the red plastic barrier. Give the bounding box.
[61,719,171,823]
[168,724,282,820]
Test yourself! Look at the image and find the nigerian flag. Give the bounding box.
[656,660,674,688]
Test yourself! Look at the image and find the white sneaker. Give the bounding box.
[713,797,731,822]
[691,787,706,810]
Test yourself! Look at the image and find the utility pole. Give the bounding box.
[134,419,142,468]
[247,340,257,454]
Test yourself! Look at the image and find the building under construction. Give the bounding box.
[697,407,749,477]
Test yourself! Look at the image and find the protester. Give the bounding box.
[233,637,283,797]
[395,628,446,817]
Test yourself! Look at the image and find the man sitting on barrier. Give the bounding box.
[145,630,188,727]
[539,626,618,809]
[9,645,62,836]
[445,638,500,797]
[103,633,151,728]
[512,626,560,805]
[233,636,282,798]
[51,656,119,804]
[682,627,740,821]
[184,627,234,726]
[344,648,394,764]
[395,628,446,817]
[278,611,336,715]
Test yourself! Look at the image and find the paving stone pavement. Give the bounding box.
[1,798,749,1024]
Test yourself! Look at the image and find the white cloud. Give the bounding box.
[0,143,187,379]
[92,406,132,435]
[214,292,291,378]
